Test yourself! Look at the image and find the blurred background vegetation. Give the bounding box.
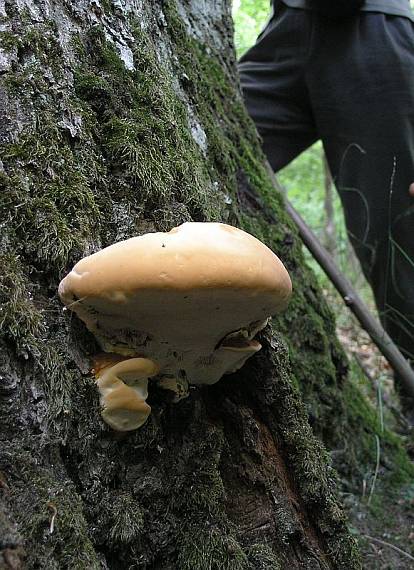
[232,0,375,320]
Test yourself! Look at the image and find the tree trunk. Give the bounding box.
[0,2,411,569]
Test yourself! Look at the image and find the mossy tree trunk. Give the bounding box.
[0,1,412,569]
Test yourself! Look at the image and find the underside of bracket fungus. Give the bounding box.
[59,222,292,430]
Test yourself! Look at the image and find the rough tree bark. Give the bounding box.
[0,1,412,569]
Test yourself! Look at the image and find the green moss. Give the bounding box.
[0,251,76,433]
[178,527,249,570]
[100,0,114,14]
[0,253,45,359]
[106,493,144,545]
[170,424,226,517]
[245,544,282,570]
[1,118,102,273]
[0,31,18,51]
[6,448,100,569]
[73,70,113,108]
[1,25,60,56]
[341,370,414,490]
[72,25,224,224]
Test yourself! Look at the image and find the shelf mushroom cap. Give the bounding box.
[59,222,292,385]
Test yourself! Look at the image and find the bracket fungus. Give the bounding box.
[59,222,292,431]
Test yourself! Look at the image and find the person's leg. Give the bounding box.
[238,1,318,171]
[307,14,414,398]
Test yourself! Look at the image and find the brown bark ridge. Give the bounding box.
[1,0,404,568]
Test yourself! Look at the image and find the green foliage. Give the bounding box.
[233,0,272,57]
[341,364,414,490]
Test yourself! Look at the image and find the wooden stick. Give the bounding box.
[363,535,414,562]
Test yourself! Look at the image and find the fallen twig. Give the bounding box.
[363,534,414,562]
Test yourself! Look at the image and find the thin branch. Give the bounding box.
[367,435,381,506]
[363,535,414,562]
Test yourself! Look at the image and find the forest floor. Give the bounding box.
[327,291,414,569]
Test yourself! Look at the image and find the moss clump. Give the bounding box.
[340,368,414,491]
[0,24,62,59]
[170,424,226,517]
[0,253,45,359]
[105,492,144,545]
[3,448,100,570]
[245,544,282,570]
[0,254,75,431]
[72,26,224,225]
[1,121,102,274]
[177,527,249,570]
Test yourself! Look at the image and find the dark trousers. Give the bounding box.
[239,2,414,385]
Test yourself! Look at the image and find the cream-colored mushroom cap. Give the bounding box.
[59,222,292,385]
